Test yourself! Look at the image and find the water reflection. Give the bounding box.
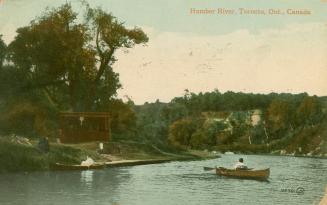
[80,170,94,187]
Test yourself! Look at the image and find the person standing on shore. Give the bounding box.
[38,137,49,153]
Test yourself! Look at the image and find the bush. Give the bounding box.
[0,139,47,172]
[0,137,99,173]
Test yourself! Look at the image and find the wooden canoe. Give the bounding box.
[216,167,270,181]
[50,163,106,171]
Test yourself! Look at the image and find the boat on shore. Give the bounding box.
[215,167,270,181]
[50,163,106,171]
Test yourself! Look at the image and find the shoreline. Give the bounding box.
[0,136,221,173]
[246,153,327,160]
[52,152,327,171]
[98,152,327,170]
[1,136,326,174]
[105,159,173,168]
[104,153,220,168]
[217,151,327,160]
[245,153,327,159]
[48,156,219,171]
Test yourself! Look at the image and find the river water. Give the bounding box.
[0,154,326,205]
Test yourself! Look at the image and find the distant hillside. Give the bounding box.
[134,91,327,157]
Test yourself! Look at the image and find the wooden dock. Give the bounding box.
[105,159,172,167]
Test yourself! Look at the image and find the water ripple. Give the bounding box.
[0,154,326,205]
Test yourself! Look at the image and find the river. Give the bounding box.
[0,154,326,205]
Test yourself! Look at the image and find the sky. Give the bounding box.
[0,0,327,104]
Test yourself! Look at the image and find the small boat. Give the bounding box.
[50,163,106,171]
[216,167,270,181]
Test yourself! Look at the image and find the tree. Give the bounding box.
[84,5,148,110]
[1,2,147,137]
[0,35,6,68]
[168,118,198,148]
[296,96,322,126]
[8,3,148,112]
[107,99,137,134]
[190,130,208,149]
[204,120,227,145]
[266,99,291,138]
[8,4,94,111]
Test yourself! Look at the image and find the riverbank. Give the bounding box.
[1,135,325,173]
[0,136,101,173]
[319,188,327,205]
[106,159,172,167]
[215,151,327,160]
[104,150,219,168]
[0,136,217,173]
[212,143,327,159]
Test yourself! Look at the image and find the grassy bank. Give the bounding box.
[0,137,100,173]
[0,137,216,173]
[97,141,217,161]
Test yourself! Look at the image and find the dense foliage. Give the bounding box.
[0,3,325,156]
[134,91,326,154]
[0,3,147,138]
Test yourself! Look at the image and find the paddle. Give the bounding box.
[203,166,216,171]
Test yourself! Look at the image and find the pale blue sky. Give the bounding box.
[1,0,327,103]
[1,0,326,42]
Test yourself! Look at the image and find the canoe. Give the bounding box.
[216,167,270,181]
[50,163,106,171]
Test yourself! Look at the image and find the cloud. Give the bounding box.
[114,22,327,104]
[1,11,325,104]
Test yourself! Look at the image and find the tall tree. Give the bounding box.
[8,3,148,111]
[84,6,148,110]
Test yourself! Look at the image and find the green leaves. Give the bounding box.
[266,99,291,132]
[0,35,6,68]
[87,8,148,50]
[296,96,323,125]
[6,2,148,112]
[0,1,148,137]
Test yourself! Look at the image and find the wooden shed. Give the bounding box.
[59,112,110,143]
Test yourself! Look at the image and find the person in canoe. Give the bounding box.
[234,158,248,170]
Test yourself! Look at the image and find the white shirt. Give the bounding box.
[81,156,95,166]
[234,162,246,169]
